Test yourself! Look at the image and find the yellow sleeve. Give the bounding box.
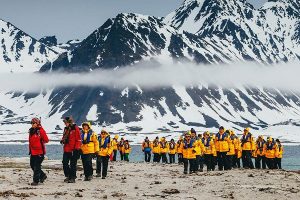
[108,144,113,155]
[274,144,279,158]
[93,133,99,153]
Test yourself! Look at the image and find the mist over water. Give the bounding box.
[1,61,300,92]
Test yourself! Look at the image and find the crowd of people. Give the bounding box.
[141,127,284,174]
[28,117,284,186]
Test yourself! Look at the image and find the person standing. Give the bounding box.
[96,130,112,179]
[28,118,49,186]
[60,117,81,183]
[275,139,283,169]
[202,132,215,171]
[264,137,278,169]
[118,137,125,161]
[160,137,168,163]
[240,128,255,169]
[255,135,266,169]
[80,122,99,181]
[226,130,237,170]
[142,137,152,162]
[152,137,161,163]
[191,132,201,171]
[124,140,131,161]
[111,135,119,161]
[168,139,176,164]
[176,136,183,164]
[215,126,230,171]
[182,132,197,174]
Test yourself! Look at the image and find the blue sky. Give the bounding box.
[0,0,267,43]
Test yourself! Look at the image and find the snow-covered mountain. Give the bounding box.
[0,19,59,73]
[1,0,300,143]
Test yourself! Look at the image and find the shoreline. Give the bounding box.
[0,157,299,200]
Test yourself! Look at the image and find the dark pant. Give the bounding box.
[124,153,129,161]
[161,153,168,163]
[119,151,124,160]
[275,158,282,169]
[199,156,204,170]
[30,155,46,183]
[169,154,175,164]
[62,152,79,179]
[232,155,237,168]
[178,153,183,164]
[266,158,275,169]
[96,155,109,177]
[204,154,213,171]
[153,153,161,162]
[227,155,234,170]
[183,158,196,173]
[144,151,151,162]
[242,150,253,169]
[195,155,200,170]
[217,152,229,170]
[113,150,117,161]
[81,154,93,178]
[255,155,266,169]
[212,156,217,170]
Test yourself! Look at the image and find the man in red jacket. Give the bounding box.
[28,117,49,186]
[60,117,81,183]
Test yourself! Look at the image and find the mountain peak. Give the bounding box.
[39,36,58,47]
[165,0,255,34]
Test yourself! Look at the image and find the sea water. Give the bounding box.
[0,144,299,170]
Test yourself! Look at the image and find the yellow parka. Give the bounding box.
[118,139,125,153]
[227,134,237,156]
[193,138,203,156]
[111,135,119,151]
[124,142,131,154]
[80,122,99,154]
[234,139,242,158]
[168,141,177,155]
[160,139,168,154]
[241,133,255,151]
[263,140,278,159]
[98,133,113,157]
[152,139,160,154]
[215,132,230,152]
[176,139,183,154]
[181,139,196,159]
[276,143,283,158]
[255,139,265,157]
[202,137,216,155]
[142,140,152,151]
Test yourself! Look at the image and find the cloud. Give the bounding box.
[0,60,300,92]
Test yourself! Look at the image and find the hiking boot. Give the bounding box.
[199,168,203,172]
[64,177,69,183]
[30,182,38,186]
[101,176,106,179]
[96,173,101,177]
[184,171,187,174]
[40,175,47,183]
[68,178,75,183]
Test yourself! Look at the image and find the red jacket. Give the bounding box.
[61,124,81,152]
[29,127,49,156]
